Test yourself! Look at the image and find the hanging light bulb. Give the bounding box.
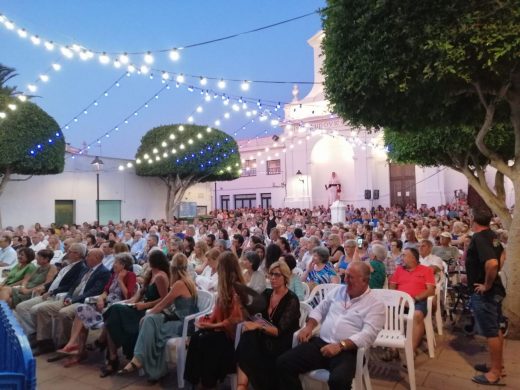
[44,41,55,50]
[118,165,125,171]
[30,35,41,45]
[162,72,170,80]
[119,53,129,64]
[140,65,149,74]
[169,49,180,61]
[113,59,122,68]
[79,50,90,61]
[39,74,49,82]
[17,95,27,102]
[27,84,37,93]
[196,106,203,113]
[127,64,136,73]
[176,74,185,83]
[187,116,194,122]
[144,51,154,64]
[60,46,74,58]
[4,20,15,30]
[199,77,208,86]
[17,28,27,38]
[99,52,110,64]
[217,79,226,89]
[8,104,17,111]
[206,127,212,133]
[240,80,250,91]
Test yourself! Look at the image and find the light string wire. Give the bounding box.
[27,72,130,156]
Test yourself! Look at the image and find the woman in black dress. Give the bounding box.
[236,260,300,390]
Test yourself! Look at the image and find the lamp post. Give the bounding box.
[91,156,104,225]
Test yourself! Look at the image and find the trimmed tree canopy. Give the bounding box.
[0,101,65,175]
[135,124,240,218]
[135,124,240,180]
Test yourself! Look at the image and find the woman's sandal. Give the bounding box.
[116,360,141,376]
[99,357,119,378]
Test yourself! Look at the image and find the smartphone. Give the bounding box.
[357,238,363,248]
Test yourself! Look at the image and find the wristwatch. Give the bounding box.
[339,340,348,350]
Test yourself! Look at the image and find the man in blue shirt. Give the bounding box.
[0,235,18,269]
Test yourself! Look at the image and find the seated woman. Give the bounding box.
[389,247,435,352]
[195,248,220,292]
[0,249,57,308]
[301,246,340,291]
[189,239,208,275]
[327,234,345,265]
[184,252,246,388]
[241,251,266,294]
[0,248,37,287]
[101,250,169,377]
[367,244,387,289]
[280,254,306,301]
[236,260,300,390]
[118,253,198,382]
[56,253,136,366]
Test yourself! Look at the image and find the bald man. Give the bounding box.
[278,262,385,390]
[33,248,110,354]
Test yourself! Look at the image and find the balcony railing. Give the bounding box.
[241,168,257,177]
[267,167,281,175]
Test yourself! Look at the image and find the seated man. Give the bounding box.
[32,248,110,354]
[389,247,435,352]
[277,262,385,390]
[418,239,445,284]
[15,243,87,338]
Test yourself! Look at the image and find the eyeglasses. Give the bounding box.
[269,272,283,278]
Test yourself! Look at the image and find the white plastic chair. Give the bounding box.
[293,267,304,278]
[303,284,338,308]
[299,301,312,328]
[371,289,416,390]
[166,289,215,389]
[302,283,310,301]
[434,282,443,336]
[292,325,372,390]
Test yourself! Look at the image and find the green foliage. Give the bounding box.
[135,124,240,182]
[0,101,65,174]
[321,0,519,131]
[384,124,514,169]
[0,64,18,112]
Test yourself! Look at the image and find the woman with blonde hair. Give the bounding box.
[184,251,246,388]
[118,253,198,382]
[195,247,220,292]
[190,239,209,275]
[236,260,300,390]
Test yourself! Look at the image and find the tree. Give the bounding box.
[0,64,19,113]
[135,124,240,219]
[0,101,66,228]
[322,0,520,335]
[384,125,514,226]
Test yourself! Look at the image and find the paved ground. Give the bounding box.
[36,330,520,389]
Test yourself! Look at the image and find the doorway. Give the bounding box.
[389,164,417,207]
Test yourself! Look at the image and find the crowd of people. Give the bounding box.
[0,201,509,388]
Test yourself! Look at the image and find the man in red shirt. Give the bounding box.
[389,247,435,352]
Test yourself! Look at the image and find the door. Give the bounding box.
[389,164,417,207]
[98,200,121,225]
[55,200,75,226]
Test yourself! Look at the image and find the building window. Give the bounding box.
[234,194,256,209]
[267,159,281,175]
[261,193,271,209]
[221,195,230,210]
[241,159,257,176]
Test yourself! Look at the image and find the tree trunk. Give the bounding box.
[162,175,198,220]
[502,178,520,338]
[460,167,512,229]
[0,168,11,229]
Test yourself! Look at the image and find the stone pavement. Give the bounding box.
[36,331,520,389]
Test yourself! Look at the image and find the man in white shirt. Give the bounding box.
[419,239,445,283]
[101,241,115,270]
[30,232,47,253]
[0,235,18,268]
[298,236,321,271]
[277,262,385,390]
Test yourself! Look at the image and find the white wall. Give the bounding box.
[0,153,213,227]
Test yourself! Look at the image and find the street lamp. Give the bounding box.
[91,156,104,224]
